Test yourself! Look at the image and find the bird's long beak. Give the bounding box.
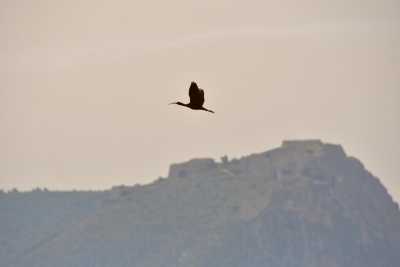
[169,102,177,105]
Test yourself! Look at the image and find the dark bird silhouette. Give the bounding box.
[170,81,215,113]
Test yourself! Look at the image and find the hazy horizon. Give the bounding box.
[1,1,399,202]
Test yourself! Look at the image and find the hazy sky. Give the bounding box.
[1,1,399,202]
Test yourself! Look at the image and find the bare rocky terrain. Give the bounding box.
[1,140,399,267]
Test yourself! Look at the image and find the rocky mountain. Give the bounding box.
[1,140,399,267]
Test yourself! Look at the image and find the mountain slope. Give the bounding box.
[1,140,399,267]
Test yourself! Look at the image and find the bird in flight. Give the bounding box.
[170,81,215,113]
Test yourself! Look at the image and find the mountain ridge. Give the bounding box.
[1,140,399,267]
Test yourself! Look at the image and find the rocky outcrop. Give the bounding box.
[1,140,399,267]
[168,158,217,178]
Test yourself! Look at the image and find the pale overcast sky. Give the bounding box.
[1,1,399,202]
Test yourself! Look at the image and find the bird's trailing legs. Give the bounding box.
[201,107,215,113]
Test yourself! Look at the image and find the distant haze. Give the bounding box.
[1,1,399,202]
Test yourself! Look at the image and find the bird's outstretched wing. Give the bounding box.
[188,82,205,107]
